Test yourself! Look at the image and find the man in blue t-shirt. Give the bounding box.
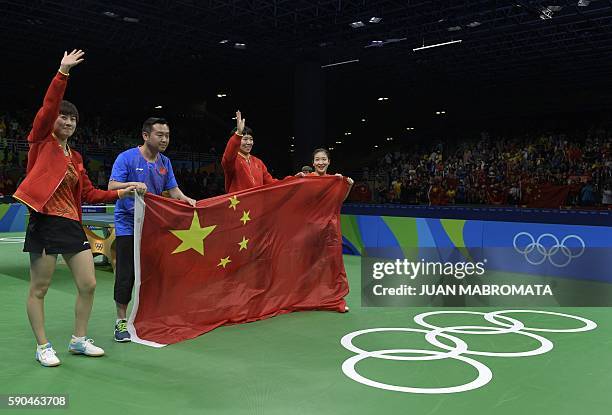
[108,117,195,342]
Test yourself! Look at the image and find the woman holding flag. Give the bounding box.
[14,50,139,367]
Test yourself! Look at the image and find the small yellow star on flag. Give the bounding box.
[240,210,251,225]
[238,236,249,251]
[218,256,232,268]
[228,196,240,210]
[170,211,216,255]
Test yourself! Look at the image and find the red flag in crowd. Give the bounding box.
[522,183,571,208]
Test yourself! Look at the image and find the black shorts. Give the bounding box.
[114,235,135,305]
[24,212,90,254]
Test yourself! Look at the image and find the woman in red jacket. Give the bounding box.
[221,111,277,193]
[14,50,140,367]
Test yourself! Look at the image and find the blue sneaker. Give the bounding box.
[68,337,105,356]
[114,319,131,342]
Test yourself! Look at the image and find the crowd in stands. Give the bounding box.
[351,131,612,208]
[3,110,612,208]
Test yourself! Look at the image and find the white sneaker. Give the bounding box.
[68,337,105,357]
[36,343,61,367]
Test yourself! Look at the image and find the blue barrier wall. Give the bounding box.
[340,204,612,283]
[0,204,27,232]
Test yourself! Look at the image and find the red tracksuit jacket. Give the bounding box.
[13,72,119,220]
[222,133,276,193]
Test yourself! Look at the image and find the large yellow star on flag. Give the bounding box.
[170,211,216,255]
[228,196,240,210]
[240,210,251,225]
[218,256,231,268]
[238,236,249,251]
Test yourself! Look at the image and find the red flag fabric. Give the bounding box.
[129,176,350,346]
[522,183,571,208]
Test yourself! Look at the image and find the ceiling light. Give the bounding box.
[539,7,554,19]
[374,145,379,148]
[321,59,359,68]
[447,26,462,31]
[216,93,227,98]
[154,105,163,109]
[385,38,407,44]
[219,39,229,44]
[336,141,342,144]
[122,17,139,23]
[369,17,382,23]
[234,43,246,49]
[367,40,384,48]
[103,11,118,18]
[577,0,591,6]
[361,118,366,122]
[413,39,462,51]
[350,21,365,28]
[467,21,481,27]
[345,132,352,135]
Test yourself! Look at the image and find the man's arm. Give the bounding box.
[108,151,147,194]
[167,187,196,207]
[108,180,147,194]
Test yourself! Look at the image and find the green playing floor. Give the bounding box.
[1,231,611,415]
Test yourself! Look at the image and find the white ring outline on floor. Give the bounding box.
[340,309,597,394]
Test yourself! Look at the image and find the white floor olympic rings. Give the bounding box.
[340,310,597,394]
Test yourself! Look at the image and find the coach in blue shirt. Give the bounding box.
[108,117,195,342]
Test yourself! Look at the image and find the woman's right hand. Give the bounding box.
[236,110,245,135]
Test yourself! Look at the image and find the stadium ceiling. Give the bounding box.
[2,0,612,95]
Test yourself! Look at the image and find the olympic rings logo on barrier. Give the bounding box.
[513,232,585,267]
[340,310,597,394]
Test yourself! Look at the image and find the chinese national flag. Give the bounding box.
[523,183,570,208]
[129,176,350,346]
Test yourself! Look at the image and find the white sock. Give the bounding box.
[71,335,86,342]
[116,318,127,324]
[37,342,50,350]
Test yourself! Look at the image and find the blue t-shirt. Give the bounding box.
[110,147,178,236]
